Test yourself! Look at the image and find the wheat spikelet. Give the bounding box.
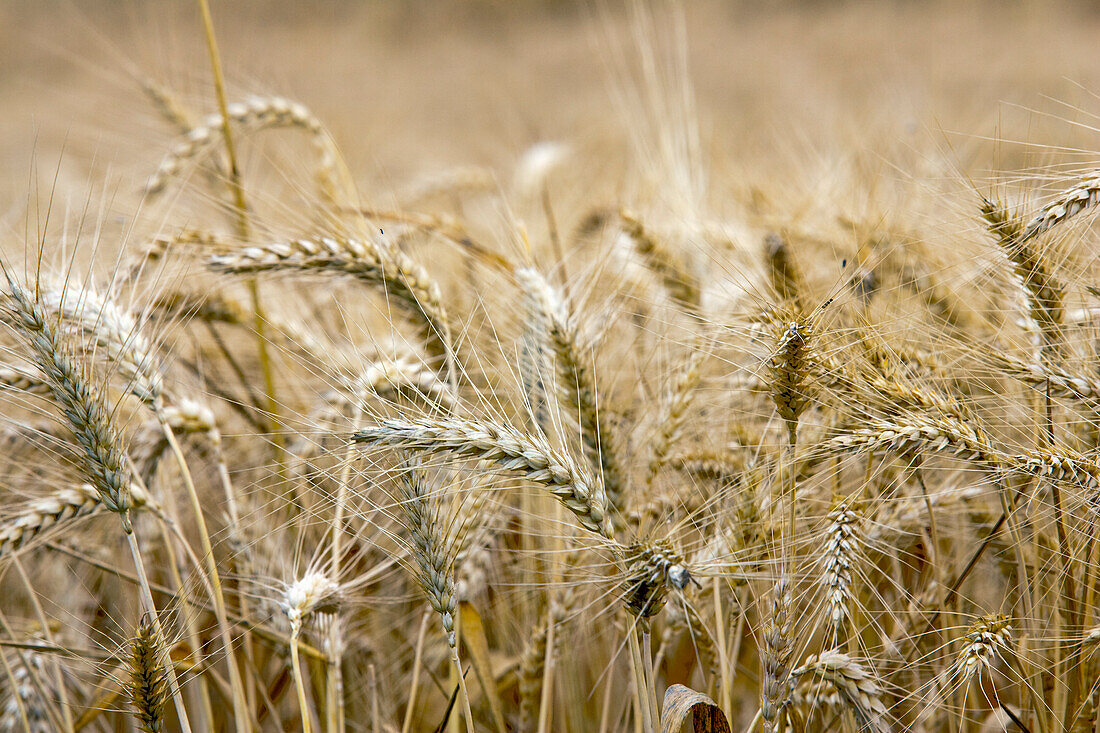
[145,94,341,200]
[792,650,890,733]
[127,616,169,733]
[2,279,133,524]
[209,235,451,367]
[515,266,625,524]
[352,415,611,537]
[1020,170,1100,243]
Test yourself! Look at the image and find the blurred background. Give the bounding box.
[3,1,1100,212]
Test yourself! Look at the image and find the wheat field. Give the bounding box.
[2,1,1100,731]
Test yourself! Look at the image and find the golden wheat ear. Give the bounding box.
[352,415,612,538]
[127,615,169,733]
[2,278,133,523]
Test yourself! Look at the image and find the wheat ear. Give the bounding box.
[2,279,133,522]
[646,347,705,485]
[209,236,452,369]
[953,614,1012,685]
[285,572,341,733]
[622,539,693,619]
[980,197,1064,353]
[792,650,889,733]
[820,500,861,644]
[619,209,701,314]
[127,615,169,733]
[988,349,1100,414]
[515,266,625,527]
[519,596,572,733]
[761,578,794,733]
[0,483,152,558]
[145,95,342,202]
[1020,170,1100,243]
[826,413,998,467]
[396,466,476,731]
[353,415,611,538]
[1,276,191,730]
